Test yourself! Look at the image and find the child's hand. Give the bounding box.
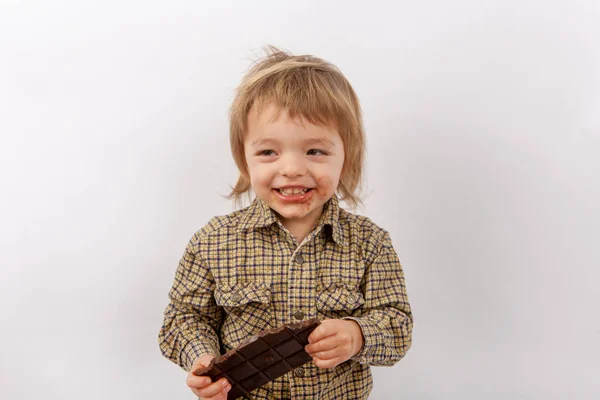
[305,319,364,369]
[187,354,231,399]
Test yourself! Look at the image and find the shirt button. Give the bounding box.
[293,310,304,320]
[231,292,242,303]
[295,254,304,264]
[293,367,304,377]
[347,294,357,303]
[233,309,243,316]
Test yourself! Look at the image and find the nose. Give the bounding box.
[278,152,307,178]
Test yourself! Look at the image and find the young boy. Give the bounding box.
[158,47,413,400]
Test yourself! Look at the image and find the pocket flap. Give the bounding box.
[214,281,271,307]
[316,284,365,311]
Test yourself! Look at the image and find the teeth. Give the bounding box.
[278,188,308,195]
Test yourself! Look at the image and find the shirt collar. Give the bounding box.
[314,195,345,246]
[237,197,279,232]
[237,195,346,246]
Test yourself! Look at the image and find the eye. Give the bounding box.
[258,149,276,156]
[307,149,327,156]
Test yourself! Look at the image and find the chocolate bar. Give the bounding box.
[192,318,320,400]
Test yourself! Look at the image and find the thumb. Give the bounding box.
[192,354,216,372]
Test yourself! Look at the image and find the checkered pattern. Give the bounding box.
[158,196,413,399]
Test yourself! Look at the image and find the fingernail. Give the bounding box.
[221,379,228,386]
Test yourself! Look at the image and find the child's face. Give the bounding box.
[244,102,345,229]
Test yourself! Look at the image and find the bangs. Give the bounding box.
[246,65,356,130]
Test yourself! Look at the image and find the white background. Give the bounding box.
[1,1,599,399]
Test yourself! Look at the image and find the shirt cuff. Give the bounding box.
[342,316,380,365]
[181,340,220,372]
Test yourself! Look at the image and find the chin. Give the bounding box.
[273,207,308,219]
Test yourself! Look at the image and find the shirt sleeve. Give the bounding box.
[158,233,223,372]
[343,231,414,366]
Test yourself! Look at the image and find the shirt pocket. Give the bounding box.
[316,283,365,320]
[214,281,273,348]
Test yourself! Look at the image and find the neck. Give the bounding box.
[284,221,312,244]
[279,206,324,244]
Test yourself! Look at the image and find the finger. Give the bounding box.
[193,383,231,400]
[187,374,212,389]
[313,356,344,369]
[307,322,337,344]
[305,335,339,355]
[312,346,342,361]
[193,382,231,400]
[191,386,231,400]
[195,378,230,398]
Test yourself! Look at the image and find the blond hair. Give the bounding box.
[229,46,365,208]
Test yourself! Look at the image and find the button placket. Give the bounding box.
[287,228,321,330]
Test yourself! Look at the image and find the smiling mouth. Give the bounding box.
[274,187,314,196]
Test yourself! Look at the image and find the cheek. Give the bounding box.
[315,176,338,198]
[248,164,274,187]
[314,163,342,189]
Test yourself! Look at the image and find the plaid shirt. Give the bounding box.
[158,196,413,399]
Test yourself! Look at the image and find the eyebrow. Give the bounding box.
[304,138,336,147]
[251,138,336,147]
